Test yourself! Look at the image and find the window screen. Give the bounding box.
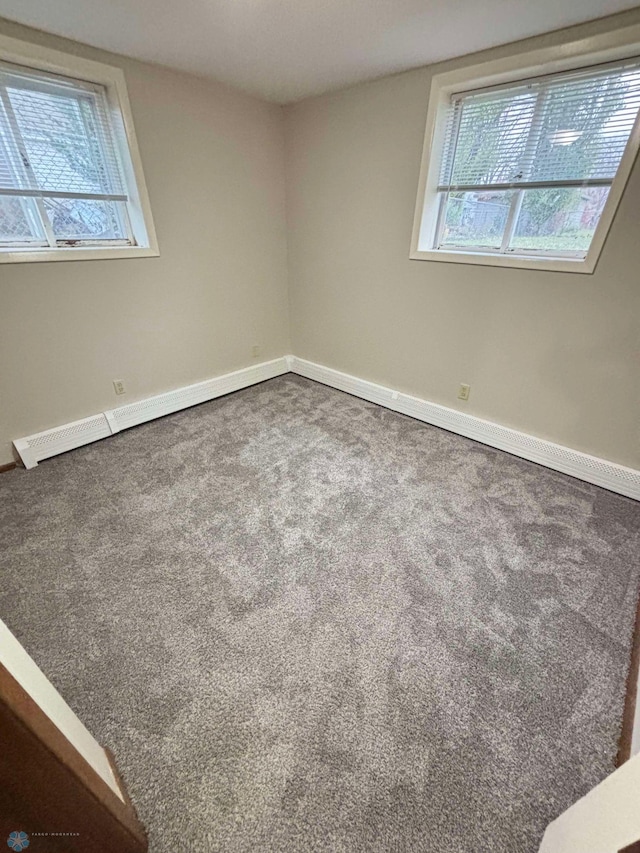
[434,59,640,258]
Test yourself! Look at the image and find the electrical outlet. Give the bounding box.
[113,380,126,396]
[458,383,471,401]
[251,345,261,359]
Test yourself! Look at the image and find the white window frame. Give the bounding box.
[410,23,640,274]
[0,34,158,264]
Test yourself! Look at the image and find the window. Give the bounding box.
[0,34,157,263]
[411,27,640,273]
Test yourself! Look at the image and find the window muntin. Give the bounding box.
[430,59,640,260]
[0,62,134,249]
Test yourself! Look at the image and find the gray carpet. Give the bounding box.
[1,374,639,853]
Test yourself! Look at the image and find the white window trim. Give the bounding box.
[410,23,640,274]
[0,33,158,264]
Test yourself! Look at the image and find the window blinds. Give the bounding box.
[0,64,127,200]
[438,59,640,194]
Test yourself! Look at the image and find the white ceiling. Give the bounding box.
[0,0,638,103]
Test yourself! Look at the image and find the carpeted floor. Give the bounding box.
[1,374,639,853]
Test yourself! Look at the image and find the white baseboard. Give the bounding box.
[12,354,640,501]
[289,356,640,501]
[13,357,290,469]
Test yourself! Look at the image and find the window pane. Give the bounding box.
[7,86,121,196]
[438,191,513,249]
[0,196,45,243]
[44,198,127,241]
[509,186,609,254]
[444,91,537,187]
[529,70,640,183]
[0,115,24,190]
[440,64,640,191]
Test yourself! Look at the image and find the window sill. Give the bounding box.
[0,245,160,264]
[409,247,596,274]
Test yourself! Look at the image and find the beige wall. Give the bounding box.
[284,10,640,470]
[0,19,290,465]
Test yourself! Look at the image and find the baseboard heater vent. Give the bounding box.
[14,414,112,470]
[14,357,289,469]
